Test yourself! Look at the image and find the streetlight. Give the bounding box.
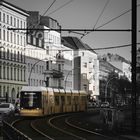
[64,67,80,89]
[28,58,48,86]
[28,50,63,86]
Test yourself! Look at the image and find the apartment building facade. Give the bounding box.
[0,0,28,102]
[27,11,64,88]
[102,53,131,81]
[62,36,99,99]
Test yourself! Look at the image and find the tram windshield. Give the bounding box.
[20,92,41,109]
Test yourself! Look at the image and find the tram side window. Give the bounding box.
[55,96,59,105]
[61,96,65,105]
[74,96,79,104]
[81,96,86,104]
[67,96,71,105]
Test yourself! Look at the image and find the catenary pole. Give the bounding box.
[131,0,137,133]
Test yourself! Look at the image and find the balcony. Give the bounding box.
[56,53,65,63]
[44,69,63,78]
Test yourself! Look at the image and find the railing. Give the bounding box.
[2,120,32,140]
[100,106,140,132]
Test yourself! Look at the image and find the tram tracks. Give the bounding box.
[48,113,115,140]
[11,117,50,140]
[10,112,129,140]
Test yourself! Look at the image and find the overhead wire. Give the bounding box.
[92,0,111,30]
[92,43,140,51]
[81,3,140,39]
[81,0,110,39]
[47,0,74,16]
[25,43,140,51]
[42,0,57,16]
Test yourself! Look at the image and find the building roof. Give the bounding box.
[62,36,97,53]
[0,0,29,16]
[99,59,123,73]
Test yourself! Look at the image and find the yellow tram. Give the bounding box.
[19,86,87,116]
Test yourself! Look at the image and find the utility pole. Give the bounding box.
[131,0,137,133]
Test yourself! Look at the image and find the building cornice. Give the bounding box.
[0,0,29,17]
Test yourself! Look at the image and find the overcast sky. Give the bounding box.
[6,0,140,61]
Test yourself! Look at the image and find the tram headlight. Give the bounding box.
[36,108,39,110]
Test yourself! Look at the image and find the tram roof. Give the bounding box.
[21,86,47,92]
[21,86,87,95]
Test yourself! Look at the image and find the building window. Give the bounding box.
[24,37,26,47]
[39,39,42,47]
[21,52,23,62]
[7,31,9,42]
[28,63,30,72]
[33,37,36,45]
[24,69,26,81]
[20,36,22,46]
[0,29,1,40]
[7,15,9,24]
[21,69,22,81]
[14,50,16,61]
[17,51,19,61]
[45,77,49,87]
[14,18,16,27]
[0,12,1,22]
[7,66,9,80]
[11,67,13,80]
[27,35,31,43]
[58,64,61,71]
[46,61,49,70]
[24,22,26,28]
[0,65,2,79]
[14,67,16,80]
[83,62,87,68]
[36,65,38,73]
[3,86,5,97]
[17,19,19,28]
[3,48,5,59]
[10,32,12,43]
[3,13,5,23]
[20,20,22,28]
[0,48,1,58]
[10,16,13,26]
[0,85,1,97]
[39,65,41,74]
[83,84,87,91]
[3,65,5,79]
[17,68,19,81]
[83,73,87,79]
[7,49,9,59]
[17,34,19,45]
[3,30,5,41]
[11,50,13,60]
[58,79,61,88]
[14,33,16,44]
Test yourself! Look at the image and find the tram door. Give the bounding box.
[61,96,65,112]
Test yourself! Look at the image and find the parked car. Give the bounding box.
[100,102,110,108]
[87,102,97,108]
[0,103,15,116]
[0,103,15,126]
